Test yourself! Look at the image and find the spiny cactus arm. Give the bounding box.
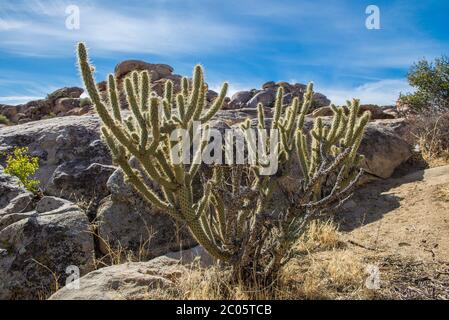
[296,83,314,130]
[194,181,213,218]
[303,168,363,211]
[347,111,370,163]
[132,72,140,100]
[349,111,370,147]
[285,97,300,138]
[199,82,228,123]
[139,71,150,112]
[78,43,139,156]
[175,94,186,125]
[163,80,173,119]
[125,77,148,151]
[189,125,211,177]
[193,84,207,121]
[184,65,203,122]
[148,97,161,153]
[181,77,189,100]
[272,87,284,128]
[257,103,265,129]
[325,106,342,148]
[308,117,323,176]
[231,165,243,195]
[189,218,232,261]
[101,127,173,214]
[343,99,360,146]
[295,130,310,183]
[210,190,227,240]
[154,149,177,182]
[107,74,122,122]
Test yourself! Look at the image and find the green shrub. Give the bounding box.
[399,56,449,112]
[0,114,11,125]
[79,97,92,108]
[4,147,40,193]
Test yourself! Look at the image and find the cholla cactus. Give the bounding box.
[77,42,370,284]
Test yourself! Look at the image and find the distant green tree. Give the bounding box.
[399,56,449,112]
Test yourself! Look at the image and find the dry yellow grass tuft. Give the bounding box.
[435,183,449,202]
[295,219,343,253]
[156,220,371,300]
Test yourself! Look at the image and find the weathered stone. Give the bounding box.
[96,167,195,259]
[229,91,254,109]
[53,98,80,115]
[0,197,94,300]
[247,88,277,108]
[0,166,29,210]
[0,193,35,216]
[46,163,116,201]
[262,81,276,89]
[49,256,185,300]
[0,115,113,199]
[47,87,84,101]
[114,60,174,82]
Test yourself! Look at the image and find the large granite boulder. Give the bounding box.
[49,246,212,300]
[49,256,184,300]
[0,195,95,299]
[0,115,113,201]
[95,167,196,259]
[114,60,174,82]
[228,81,330,110]
[46,87,84,101]
[359,119,412,179]
[0,166,32,210]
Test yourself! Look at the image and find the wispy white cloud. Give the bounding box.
[0,18,28,31]
[323,79,413,106]
[0,0,252,57]
[0,95,44,104]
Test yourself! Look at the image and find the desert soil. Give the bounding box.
[337,164,449,299]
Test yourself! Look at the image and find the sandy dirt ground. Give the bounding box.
[335,165,449,299]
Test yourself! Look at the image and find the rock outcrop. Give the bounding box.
[228,81,331,110]
[96,167,196,259]
[0,115,113,201]
[359,119,412,180]
[0,87,92,125]
[0,168,95,299]
[49,246,212,300]
[49,256,184,300]
[312,104,399,120]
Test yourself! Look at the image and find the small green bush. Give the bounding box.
[0,114,11,125]
[79,97,92,108]
[4,146,40,193]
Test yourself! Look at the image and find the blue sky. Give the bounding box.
[0,0,448,105]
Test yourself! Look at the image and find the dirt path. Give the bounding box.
[340,165,449,263]
[328,166,449,299]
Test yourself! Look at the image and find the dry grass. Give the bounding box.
[153,220,372,300]
[295,219,343,253]
[90,227,155,269]
[280,250,368,299]
[409,112,449,167]
[166,249,370,300]
[434,183,449,202]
